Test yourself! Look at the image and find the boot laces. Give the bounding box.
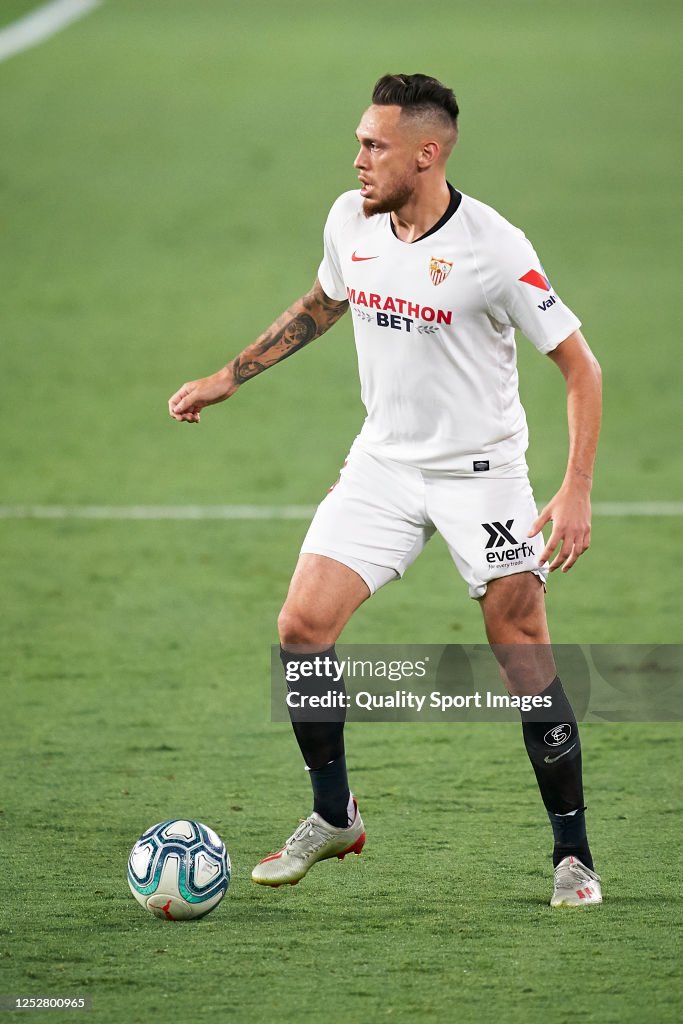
[285,816,330,857]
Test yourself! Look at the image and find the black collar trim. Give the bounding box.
[390,183,462,243]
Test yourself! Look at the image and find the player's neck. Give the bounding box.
[390,179,451,244]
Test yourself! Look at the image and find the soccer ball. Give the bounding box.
[127,819,230,920]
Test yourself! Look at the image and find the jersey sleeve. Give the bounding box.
[488,229,581,354]
[317,200,348,302]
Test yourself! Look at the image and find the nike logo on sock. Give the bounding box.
[544,743,577,764]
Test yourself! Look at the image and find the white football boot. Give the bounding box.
[550,855,603,907]
[251,800,366,887]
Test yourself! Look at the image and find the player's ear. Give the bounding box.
[417,140,440,170]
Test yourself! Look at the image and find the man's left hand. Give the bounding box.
[528,484,592,572]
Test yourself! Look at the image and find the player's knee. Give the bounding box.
[503,618,544,644]
[489,633,555,695]
[277,605,332,649]
[487,610,547,649]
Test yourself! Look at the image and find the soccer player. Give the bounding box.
[169,74,603,907]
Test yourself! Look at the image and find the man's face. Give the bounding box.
[354,105,421,217]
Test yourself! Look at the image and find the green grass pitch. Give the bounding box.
[1,1,681,1022]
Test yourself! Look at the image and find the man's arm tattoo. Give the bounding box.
[231,282,348,384]
[231,358,267,384]
[253,312,317,358]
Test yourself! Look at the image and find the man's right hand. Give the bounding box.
[168,279,348,424]
[168,367,238,423]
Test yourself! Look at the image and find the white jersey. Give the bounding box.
[317,187,581,474]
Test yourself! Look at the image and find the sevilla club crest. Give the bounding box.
[429,257,453,286]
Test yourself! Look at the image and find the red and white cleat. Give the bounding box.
[251,800,366,887]
[550,855,603,907]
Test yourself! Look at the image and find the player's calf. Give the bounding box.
[520,675,595,872]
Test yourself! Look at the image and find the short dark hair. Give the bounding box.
[371,73,459,128]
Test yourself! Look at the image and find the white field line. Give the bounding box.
[593,502,683,517]
[0,505,318,521]
[0,0,102,64]
[0,502,681,521]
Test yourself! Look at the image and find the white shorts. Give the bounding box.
[301,446,548,599]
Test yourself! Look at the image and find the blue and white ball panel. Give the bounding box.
[127,819,230,920]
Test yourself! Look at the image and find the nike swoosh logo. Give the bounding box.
[351,251,379,262]
[544,743,577,764]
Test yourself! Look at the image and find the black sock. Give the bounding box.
[520,675,593,869]
[280,645,350,828]
[547,808,593,870]
[309,755,352,828]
